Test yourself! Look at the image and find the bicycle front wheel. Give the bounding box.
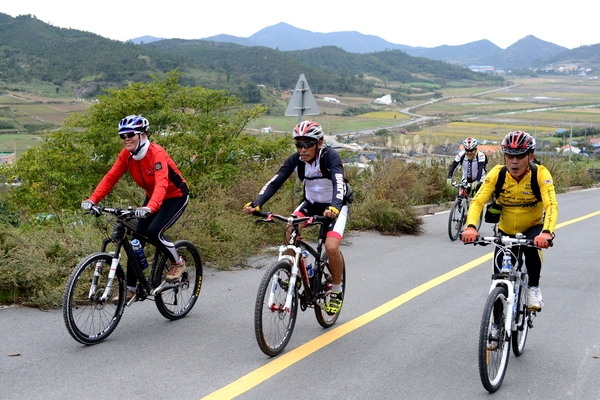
[512,273,530,356]
[478,286,510,393]
[153,240,203,320]
[62,252,126,345]
[447,200,463,241]
[314,252,346,328]
[254,261,298,356]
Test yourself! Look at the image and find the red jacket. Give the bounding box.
[89,143,188,212]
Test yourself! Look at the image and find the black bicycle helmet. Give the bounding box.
[502,131,536,155]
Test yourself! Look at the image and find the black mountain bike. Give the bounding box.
[252,211,346,356]
[62,205,203,345]
[448,180,482,241]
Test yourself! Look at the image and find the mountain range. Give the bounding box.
[131,22,584,69]
[1,13,597,102]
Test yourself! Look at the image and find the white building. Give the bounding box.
[373,94,393,105]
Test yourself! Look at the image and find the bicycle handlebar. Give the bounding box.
[451,181,472,188]
[466,234,550,249]
[87,204,137,220]
[252,211,329,225]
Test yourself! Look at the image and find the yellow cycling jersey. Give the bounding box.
[466,164,558,235]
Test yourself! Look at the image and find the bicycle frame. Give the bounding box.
[90,207,176,302]
[481,234,535,337]
[453,181,472,208]
[263,213,327,312]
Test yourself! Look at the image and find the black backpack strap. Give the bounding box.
[297,160,306,181]
[529,163,541,202]
[494,166,507,200]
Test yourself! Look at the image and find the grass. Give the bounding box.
[0,134,42,157]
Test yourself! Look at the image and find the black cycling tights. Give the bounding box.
[127,195,189,286]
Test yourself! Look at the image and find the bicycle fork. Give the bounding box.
[92,253,121,303]
[267,245,302,312]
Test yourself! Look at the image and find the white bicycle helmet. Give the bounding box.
[462,137,478,151]
[293,120,323,141]
[118,115,149,135]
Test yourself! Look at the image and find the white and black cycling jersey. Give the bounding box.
[447,150,487,182]
[254,147,345,211]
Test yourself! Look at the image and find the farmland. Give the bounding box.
[1,75,599,158]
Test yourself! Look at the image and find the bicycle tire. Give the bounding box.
[254,260,298,356]
[478,286,510,393]
[62,252,126,345]
[314,252,346,328]
[447,200,463,241]
[153,240,203,320]
[512,273,530,356]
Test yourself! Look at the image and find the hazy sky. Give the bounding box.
[2,1,597,50]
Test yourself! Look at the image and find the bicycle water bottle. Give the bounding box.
[501,254,511,273]
[302,250,314,278]
[131,239,149,270]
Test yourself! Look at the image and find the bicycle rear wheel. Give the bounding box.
[447,200,463,241]
[478,286,510,393]
[314,252,346,328]
[62,252,126,345]
[512,273,530,356]
[254,261,298,356]
[153,240,203,320]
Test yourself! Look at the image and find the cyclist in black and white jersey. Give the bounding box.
[243,120,349,315]
[447,137,487,194]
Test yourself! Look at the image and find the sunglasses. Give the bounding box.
[295,141,317,149]
[505,153,529,160]
[119,132,138,140]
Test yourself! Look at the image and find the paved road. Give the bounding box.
[2,188,599,399]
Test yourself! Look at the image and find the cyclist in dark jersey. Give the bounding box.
[81,115,189,302]
[243,120,349,315]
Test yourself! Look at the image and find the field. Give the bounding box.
[1,75,599,160]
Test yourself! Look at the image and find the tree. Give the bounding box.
[1,70,283,215]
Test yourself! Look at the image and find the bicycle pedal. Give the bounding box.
[125,294,138,306]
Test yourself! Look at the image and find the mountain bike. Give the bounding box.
[467,234,544,393]
[252,211,346,356]
[448,180,482,241]
[62,205,203,345]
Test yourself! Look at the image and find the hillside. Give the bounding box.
[143,39,373,94]
[286,46,491,83]
[487,35,568,69]
[544,43,600,68]
[0,14,175,84]
[0,13,501,99]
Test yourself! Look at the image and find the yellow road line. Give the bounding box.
[202,210,600,400]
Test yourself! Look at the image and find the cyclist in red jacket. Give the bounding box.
[81,115,189,302]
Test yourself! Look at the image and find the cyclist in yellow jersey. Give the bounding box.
[461,131,558,310]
